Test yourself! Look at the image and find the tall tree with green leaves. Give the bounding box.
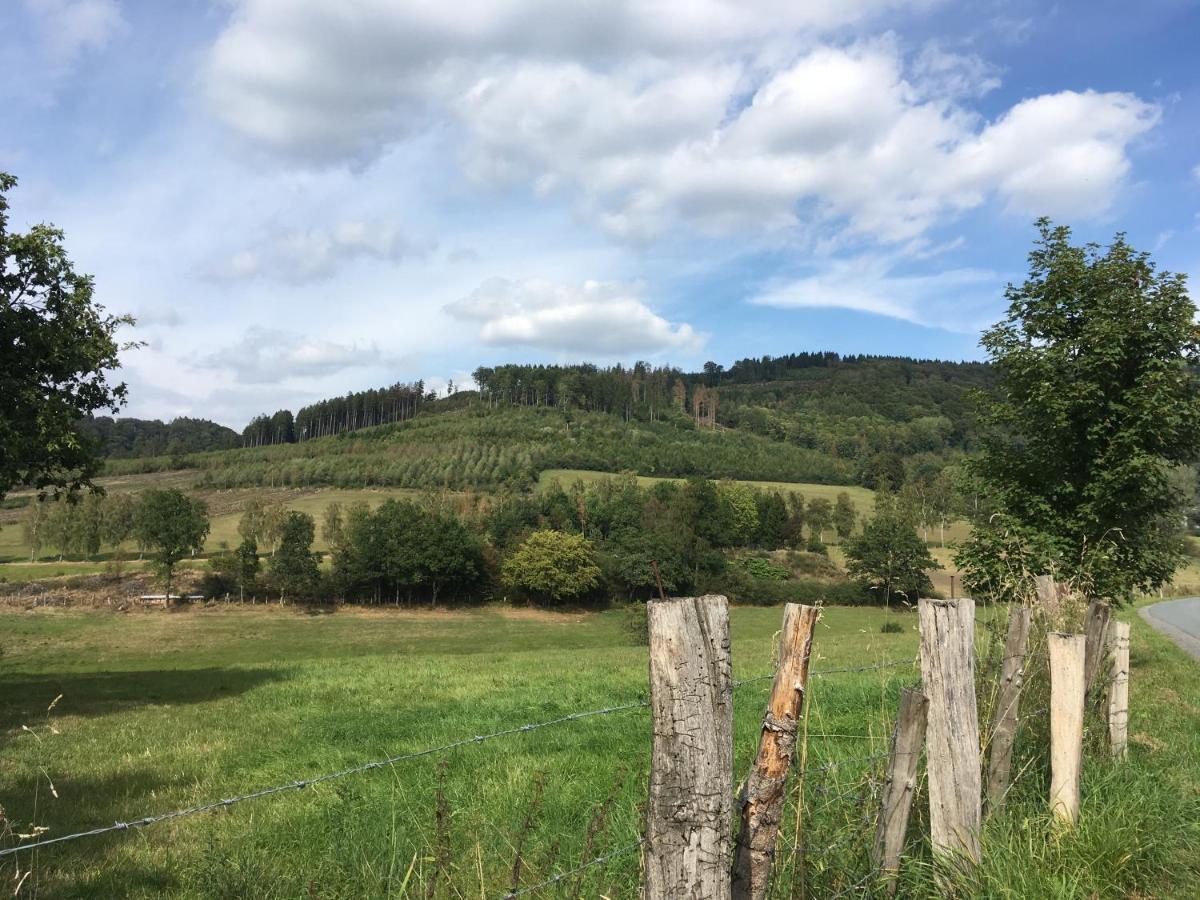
[0,173,133,501]
[957,221,1200,602]
[845,494,939,608]
[269,511,320,602]
[833,492,857,542]
[134,489,209,600]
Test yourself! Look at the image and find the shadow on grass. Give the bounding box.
[0,766,205,898]
[0,667,287,738]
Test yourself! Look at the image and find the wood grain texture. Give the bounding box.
[645,595,733,900]
[1048,632,1086,825]
[873,688,929,897]
[731,604,818,900]
[918,597,981,864]
[1107,621,1130,759]
[985,605,1031,815]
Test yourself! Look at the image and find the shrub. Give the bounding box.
[502,530,602,605]
[735,557,791,581]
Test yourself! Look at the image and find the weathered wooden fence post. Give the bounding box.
[872,687,929,898]
[1083,600,1112,693]
[1107,621,1130,759]
[918,597,981,865]
[985,604,1031,815]
[731,603,818,900]
[1048,632,1086,825]
[645,595,734,900]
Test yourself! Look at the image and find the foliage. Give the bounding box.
[958,221,1200,602]
[844,493,939,606]
[81,416,239,459]
[501,530,602,605]
[735,556,792,581]
[833,491,857,541]
[330,498,485,604]
[0,172,132,500]
[268,512,320,600]
[133,488,210,597]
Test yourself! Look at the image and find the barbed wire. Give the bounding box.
[1,656,913,863]
[812,658,915,678]
[500,838,643,898]
[0,697,649,860]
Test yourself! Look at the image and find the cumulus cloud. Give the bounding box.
[203,2,1158,245]
[750,256,1000,332]
[199,327,381,383]
[204,220,427,283]
[446,277,705,354]
[204,0,920,163]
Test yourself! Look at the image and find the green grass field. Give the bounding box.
[1,603,1196,898]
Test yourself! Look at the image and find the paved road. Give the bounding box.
[1140,597,1200,660]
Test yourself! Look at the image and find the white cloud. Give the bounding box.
[204,220,427,283]
[750,256,1000,332]
[204,0,922,164]
[203,5,1158,246]
[24,0,125,64]
[446,277,705,354]
[199,327,382,383]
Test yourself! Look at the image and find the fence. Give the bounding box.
[2,581,1130,898]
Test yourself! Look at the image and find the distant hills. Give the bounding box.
[83,416,240,459]
[95,353,996,490]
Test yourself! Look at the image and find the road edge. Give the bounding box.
[1139,598,1200,661]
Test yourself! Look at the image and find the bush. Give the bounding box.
[735,556,791,581]
[502,529,602,605]
[706,567,868,606]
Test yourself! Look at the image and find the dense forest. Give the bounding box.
[82,416,240,459]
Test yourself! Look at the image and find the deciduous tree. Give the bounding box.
[0,173,132,501]
[958,221,1200,602]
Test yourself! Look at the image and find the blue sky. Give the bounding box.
[2,0,1198,428]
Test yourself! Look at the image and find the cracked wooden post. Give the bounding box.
[645,595,733,900]
[1048,632,1086,825]
[918,596,981,865]
[1083,600,1112,694]
[872,687,929,898]
[731,603,818,900]
[1107,621,1130,759]
[985,604,1031,816]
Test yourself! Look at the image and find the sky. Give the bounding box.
[2,0,1199,430]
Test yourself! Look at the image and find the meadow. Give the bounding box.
[1,602,1197,898]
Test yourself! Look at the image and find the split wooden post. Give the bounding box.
[645,595,734,900]
[1048,632,1086,825]
[731,604,819,900]
[872,688,929,898]
[1083,600,1112,694]
[1107,622,1130,759]
[918,597,981,865]
[985,604,1031,815]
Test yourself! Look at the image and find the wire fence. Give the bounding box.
[1,648,1041,899]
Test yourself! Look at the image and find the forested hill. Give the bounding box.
[82,416,240,459]
[101,355,995,489]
